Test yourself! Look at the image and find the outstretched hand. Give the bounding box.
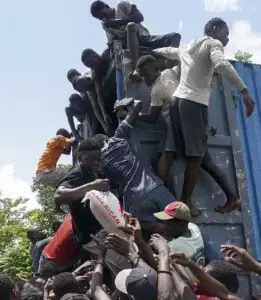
[220,244,259,272]
[119,212,143,243]
[105,233,137,258]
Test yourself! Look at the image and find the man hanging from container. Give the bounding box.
[129,55,180,187]
[35,129,76,186]
[90,0,181,49]
[80,48,117,136]
[65,93,89,142]
[93,98,176,223]
[66,69,103,137]
[151,18,255,215]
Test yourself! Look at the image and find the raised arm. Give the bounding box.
[93,73,111,125]
[149,234,176,300]
[171,253,240,300]
[221,244,261,275]
[90,235,112,300]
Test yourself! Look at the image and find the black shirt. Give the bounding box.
[58,164,101,245]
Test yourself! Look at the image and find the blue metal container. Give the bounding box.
[233,61,261,259]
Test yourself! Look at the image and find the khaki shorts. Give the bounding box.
[35,167,68,186]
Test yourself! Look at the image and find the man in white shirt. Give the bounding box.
[90,0,181,49]
[131,55,179,185]
[154,201,205,282]
[153,18,255,214]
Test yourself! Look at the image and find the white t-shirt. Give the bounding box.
[168,223,205,282]
[153,37,246,107]
[103,0,150,43]
[151,67,179,126]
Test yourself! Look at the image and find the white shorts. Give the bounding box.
[35,167,68,187]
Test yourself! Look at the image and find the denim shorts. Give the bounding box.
[130,185,176,222]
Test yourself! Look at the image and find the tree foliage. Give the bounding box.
[234,50,253,63]
[0,196,32,277]
[31,164,70,231]
[0,164,71,277]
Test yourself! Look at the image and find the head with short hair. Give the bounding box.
[90,1,113,21]
[52,273,80,299]
[52,220,62,233]
[69,94,84,110]
[21,286,43,300]
[0,273,20,300]
[154,202,191,239]
[78,138,101,171]
[56,128,71,139]
[136,55,158,86]
[93,134,109,149]
[204,18,229,47]
[81,49,102,70]
[27,228,44,243]
[67,69,81,83]
[204,260,239,293]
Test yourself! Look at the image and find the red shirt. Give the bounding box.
[43,215,80,265]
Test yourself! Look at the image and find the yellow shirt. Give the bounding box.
[36,136,71,172]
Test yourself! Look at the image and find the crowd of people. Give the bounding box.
[3,0,259,299]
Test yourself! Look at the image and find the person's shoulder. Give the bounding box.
[151,77,167,97]
[57,165,81,187]
[64,165,81,178]
[152,75,165,90]
[161,68,179,82]
[188,222,201,234]
[206,37,224,50]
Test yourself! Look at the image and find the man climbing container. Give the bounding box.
[35,129,76,186]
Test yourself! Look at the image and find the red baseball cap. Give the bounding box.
[154,201,192,222]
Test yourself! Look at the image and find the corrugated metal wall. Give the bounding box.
[233,61,261,259]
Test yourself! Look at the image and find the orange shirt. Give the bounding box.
[36,135,71,172]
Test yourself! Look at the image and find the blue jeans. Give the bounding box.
[129,185,176,222]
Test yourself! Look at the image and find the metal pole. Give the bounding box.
[113,40,123,100]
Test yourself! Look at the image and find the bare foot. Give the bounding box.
[215,197,241,214]
[186,199,202,217]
